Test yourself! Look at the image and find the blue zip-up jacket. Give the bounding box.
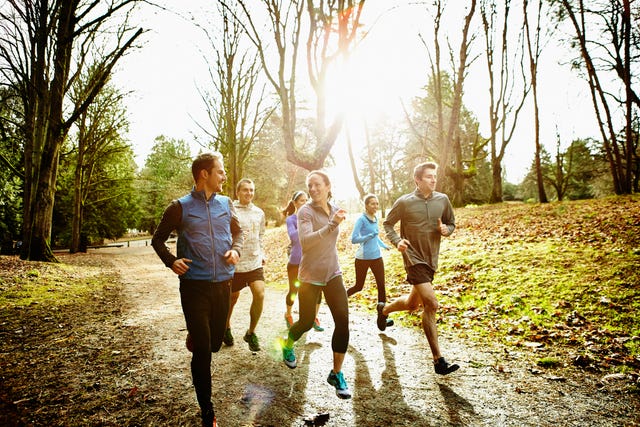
[152,188,243,282]
[351,213,390,260]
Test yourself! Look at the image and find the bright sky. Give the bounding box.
[115,1,600,198]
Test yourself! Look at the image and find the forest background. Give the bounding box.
[0,0,637,259]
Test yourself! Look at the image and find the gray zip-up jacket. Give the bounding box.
[297,201,342,284]
[383,189,455,273]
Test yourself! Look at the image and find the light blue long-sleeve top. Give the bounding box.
[351,213,390,260]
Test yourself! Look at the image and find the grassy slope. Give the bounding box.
[365,194,640,374]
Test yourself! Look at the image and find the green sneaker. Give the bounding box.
[243,331,260,351]
[327,370,351,399]
[223,328,234,346]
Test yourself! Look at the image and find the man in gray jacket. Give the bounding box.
[382,161,459,376]
[152,151,243,427]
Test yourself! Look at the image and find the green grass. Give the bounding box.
[342,195,640,373]
[0,261,108,309]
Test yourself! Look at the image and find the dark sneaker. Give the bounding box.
[285,313,294,329]
[186,332,193,352]
[327,370,351,399]
[223,328,234,346]
[434,357,460,375]
[376,302,390,331]
[201,404,216,427]
[385,318,394,327]
[243,331,260,351]
[313,318,324,332]
[282,340,297,369]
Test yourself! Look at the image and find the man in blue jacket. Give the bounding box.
[152,151,243,427]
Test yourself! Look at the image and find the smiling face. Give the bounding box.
[237,181,255,205]
[306,172,331,205]
[365,196,379,216]
[414,165,437,197]
[203,158,226,194]
[293,192,308,211]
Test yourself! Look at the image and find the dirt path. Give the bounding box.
[102,244,638,427]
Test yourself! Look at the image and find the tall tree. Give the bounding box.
[0,87,22,253]
[523,0,548,202]
[0,1,144,261]
[557,0,639,194]
[68,74,130,253]
[196,3,274,196]
[405,71,487,206]
[412,0,480,206]
[481,0,530,203]
[228,0,365,170]
[138,136,192,234]
[54,130,140,249]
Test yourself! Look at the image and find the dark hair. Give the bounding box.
[363,193,378,205]
[413,161,438,179]
[236,178,254,193]
[192,152,224,181]
[306,170,332,200]
[282,190,307,217]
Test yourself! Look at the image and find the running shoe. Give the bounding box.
[434,357,460,375]
[243,331,261,351]
[376,302,390,331]
[282,341,297,369]
[327,370,351,399]
[223,328,234,346]
[313,318,324,332]
[201,404,216,427]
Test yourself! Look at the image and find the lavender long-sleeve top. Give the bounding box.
[286,214,302,265]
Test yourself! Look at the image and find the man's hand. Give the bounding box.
[438,218,450,236]
[224,249,239,265]
[397,239,410,252]
[171,258,192,275]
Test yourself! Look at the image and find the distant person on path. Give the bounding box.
[280,171,352,399]
[225,179,266,352]
[282,190,323,332]
[346,193,393,331]
[152,152,243,427]
[382,161,460,376]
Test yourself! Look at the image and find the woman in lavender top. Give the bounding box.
[282,190,323,331]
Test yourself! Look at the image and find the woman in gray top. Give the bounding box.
[280,170,352,399]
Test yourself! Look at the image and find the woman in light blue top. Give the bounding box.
[346,194,393,331]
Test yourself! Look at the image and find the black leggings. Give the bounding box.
[180,280,230,411]
[286,263,321,307]
[346,257,386,303]
[288,275,349,353]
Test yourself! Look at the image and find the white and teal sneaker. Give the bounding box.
[327,370,351,399]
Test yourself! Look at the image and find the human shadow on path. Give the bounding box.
[436,382,476,426]
[216,322,323,426]
[350,333,432,427]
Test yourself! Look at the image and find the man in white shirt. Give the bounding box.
[224,178,266,352]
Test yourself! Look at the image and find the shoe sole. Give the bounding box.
[435,364,460,375]
[327,376,351,399]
